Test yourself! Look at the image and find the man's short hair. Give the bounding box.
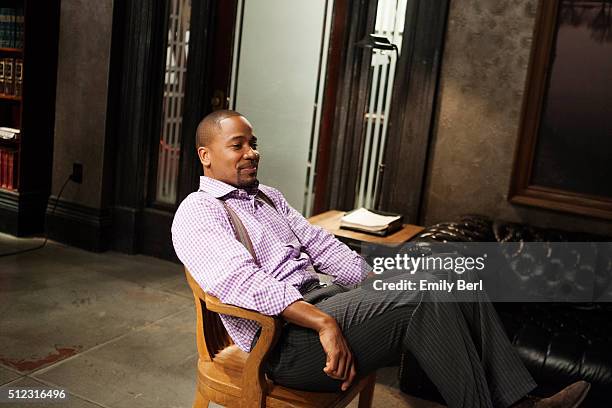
[195,110,244,149]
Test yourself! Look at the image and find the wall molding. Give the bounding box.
[0,189,19,212]
[46,197,112,252]
[0,189,48,236]
[111,205,140,254]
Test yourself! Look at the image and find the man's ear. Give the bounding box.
[197,147,210,167]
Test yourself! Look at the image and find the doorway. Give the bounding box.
[110,0,239,259]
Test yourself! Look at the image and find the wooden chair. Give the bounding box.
[184,269,376,408]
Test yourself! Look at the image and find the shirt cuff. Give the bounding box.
[252,280,304,316]
[333,257,370,286]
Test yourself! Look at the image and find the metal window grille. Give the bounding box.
[355,0,407,209]
[156,0,191,204]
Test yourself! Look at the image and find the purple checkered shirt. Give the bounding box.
[172,176,368,352]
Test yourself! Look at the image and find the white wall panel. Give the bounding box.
[233,0,327,213]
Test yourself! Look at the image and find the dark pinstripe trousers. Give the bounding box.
[260,268,537,408]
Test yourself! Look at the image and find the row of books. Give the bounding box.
[0,147,17,190]
[0,8,24,49]
[0,58,22,97]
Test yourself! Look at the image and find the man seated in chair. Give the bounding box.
[172,110,590,408]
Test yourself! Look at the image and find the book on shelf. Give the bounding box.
[15,8,24,49]
[339,207,404,236]
[0,149,9,188]
[0,7,23,49]
[0,8,14,48]
[14,58,22,96]
[0,147,16,190]
[0,149,4,188]
[0,8,10,48]
[0,58,22,97]
[0,150,4,189]
[3,57,13,95]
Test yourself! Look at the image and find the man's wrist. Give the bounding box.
[316,315,338,333]
[280,300,338,333]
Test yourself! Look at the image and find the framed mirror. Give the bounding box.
[509,0,612,220]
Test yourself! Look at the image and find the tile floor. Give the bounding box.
[0,233,444,408]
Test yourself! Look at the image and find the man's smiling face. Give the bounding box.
[199,115,260,188]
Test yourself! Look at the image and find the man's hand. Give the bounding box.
[280,300,357,391]
[318,320,357,391]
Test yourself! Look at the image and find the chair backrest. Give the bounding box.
[185,191,275,360]
[184,269,233,361]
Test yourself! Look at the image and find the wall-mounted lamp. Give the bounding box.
[355,34,399,59]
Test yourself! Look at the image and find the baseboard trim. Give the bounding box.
[0,189,48,236]
[111,206,179,261]
[46,197,112,252]
[111,205,139,254]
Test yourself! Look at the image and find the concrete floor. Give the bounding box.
[0,233,444,408]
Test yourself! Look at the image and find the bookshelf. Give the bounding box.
[0,0,60,235]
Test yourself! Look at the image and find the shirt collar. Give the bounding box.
[199,176,260,199]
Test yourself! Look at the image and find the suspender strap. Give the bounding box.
[222,202,259,264]
[256,191,276,209]
[220,190,277,267]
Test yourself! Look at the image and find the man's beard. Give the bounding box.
[236,161,258,188]
[236,176,258,188]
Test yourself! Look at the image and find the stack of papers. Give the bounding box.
[0,127,20,140]
[340,208,403,236]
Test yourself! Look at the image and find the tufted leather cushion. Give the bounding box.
[399,215,612,407]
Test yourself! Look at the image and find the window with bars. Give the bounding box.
[155,0,191,205]
[355,0,407,209]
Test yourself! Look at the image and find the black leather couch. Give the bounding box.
[399,215,612,407]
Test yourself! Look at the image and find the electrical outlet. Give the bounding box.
[71,163,83,183]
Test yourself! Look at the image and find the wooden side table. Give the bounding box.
[308,210,424,247]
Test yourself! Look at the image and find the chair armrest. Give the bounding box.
[204,293,278,327]
[205,293,283,405]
